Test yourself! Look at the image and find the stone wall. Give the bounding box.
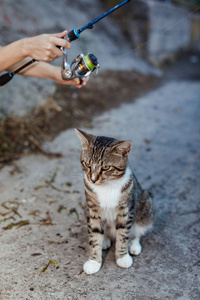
[102,0,200,65]
[147,0,192,65]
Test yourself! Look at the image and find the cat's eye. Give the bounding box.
[85,162,91,168]
[102,166,110,171]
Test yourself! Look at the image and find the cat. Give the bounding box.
[75,128,154,275]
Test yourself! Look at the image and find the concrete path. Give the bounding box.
[0,80,200,300]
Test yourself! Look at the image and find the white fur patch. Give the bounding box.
[102,237,111,250]
[83,259,102,275]
[130,237,142,255]
[91,174,96,182]
[101,207,116,223]
[116,253,133,269]
[131,223,153,238]
[86,166,132,209]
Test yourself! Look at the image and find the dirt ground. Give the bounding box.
[1,51,199,165]
[0,70,159,162]
[0,52,200,300]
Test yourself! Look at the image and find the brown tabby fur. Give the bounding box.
[75,129,154,274]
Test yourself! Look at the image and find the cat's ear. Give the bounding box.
[75,128,94,150]
[111,140,132,157]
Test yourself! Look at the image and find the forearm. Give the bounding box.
[0,40,27,72]
[18,61,87,88]
[3,54,88,87]
[19,61,55,79]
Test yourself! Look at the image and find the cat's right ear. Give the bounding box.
[75,128,93,150]
[111,140,132,157]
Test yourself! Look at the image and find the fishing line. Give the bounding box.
[109,5,200,65]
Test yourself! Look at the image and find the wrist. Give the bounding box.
[20,37,31,58]
[8,39,28,61]
[36,62,54,79]
[50,65,63,82]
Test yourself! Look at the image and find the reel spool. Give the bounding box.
[61,50,99,80]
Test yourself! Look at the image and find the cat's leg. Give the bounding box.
[115,207,133,269]
[83,207,104,275]
[130,190,154,256]
[130,224,152,255]
[130,237,141,255]
[84,233,103,274]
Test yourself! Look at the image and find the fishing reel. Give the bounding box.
[61,47,100,81]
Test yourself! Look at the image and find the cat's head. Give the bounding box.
[75,129,132,185]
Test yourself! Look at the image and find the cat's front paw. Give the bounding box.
[83,259,102,275]
[116,253,133,269]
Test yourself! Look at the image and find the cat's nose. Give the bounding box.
[91,173,99,183]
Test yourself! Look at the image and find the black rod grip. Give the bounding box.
[13,58,36,74]
[0,72,13,86]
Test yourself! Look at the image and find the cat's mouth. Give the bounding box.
[88,176,105,185]
[88,176,114,186]
[88,173,101,185]
[89,179,103,185]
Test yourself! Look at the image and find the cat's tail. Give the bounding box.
[130,190,154,255]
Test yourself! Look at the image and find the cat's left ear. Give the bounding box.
[112,140,132,157]
[75,128,94,150]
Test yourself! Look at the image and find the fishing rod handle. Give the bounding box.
[0,58,37,86]
[0,72,13,86]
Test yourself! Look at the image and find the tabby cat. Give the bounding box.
[75,129,154,275]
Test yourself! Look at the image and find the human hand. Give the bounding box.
[51,65,89,88]
[67,77,89,88]
[22,30,70,62]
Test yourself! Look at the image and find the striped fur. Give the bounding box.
[75,129,154,274]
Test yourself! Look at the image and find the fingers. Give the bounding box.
[53,30,68,38]
[45,37,71,60]
[52,65,90,87]
[75,77,89,88]
[59,77,89,88]
[42,46,61,61]
[44,33,71,61]
[24,31,72,62]
[50,36,71,49]
[50,30,71,49]
[52,46,64,58]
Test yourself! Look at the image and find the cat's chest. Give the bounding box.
[86,167,132,209]
[92,182,122,208]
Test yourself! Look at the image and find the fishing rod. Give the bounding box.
[0,0,132,86]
